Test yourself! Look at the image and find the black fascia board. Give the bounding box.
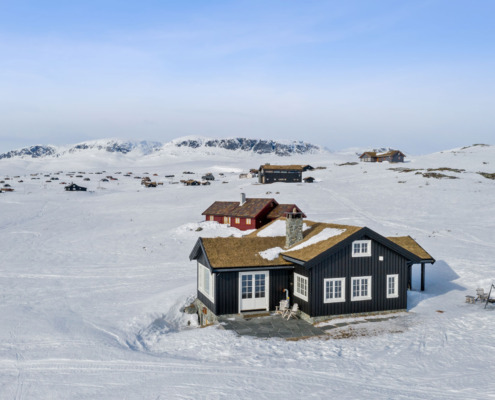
[188,238,214,271]
[212,265,294,273]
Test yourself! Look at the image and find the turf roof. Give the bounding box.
[386,236,434,261]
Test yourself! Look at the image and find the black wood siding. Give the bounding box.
[291,266,311,315]
[199,268,292,316]
[215,271,239,315]
[269,270,290,310]
[306,236,408,317]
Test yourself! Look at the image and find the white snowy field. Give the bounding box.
[0,144,494,399]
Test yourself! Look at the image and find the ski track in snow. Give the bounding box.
[0,146,495,398]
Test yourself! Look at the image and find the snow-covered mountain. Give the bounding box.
[0,137,323,160]
[170,137,322,156]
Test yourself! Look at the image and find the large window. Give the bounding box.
[198,262,215,302]
[324,278,346,303]
[294,273,308,301]
[351,276,372,301]
[387,274,399,298]
[352,240,371,257]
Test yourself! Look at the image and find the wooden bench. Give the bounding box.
[465,295,476,304]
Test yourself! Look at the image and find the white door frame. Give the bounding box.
[238,271,269,312]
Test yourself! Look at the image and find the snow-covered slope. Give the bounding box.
[0,143,494,399]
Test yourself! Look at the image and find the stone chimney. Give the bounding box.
[240,192,246,206]
[285,208,303,248]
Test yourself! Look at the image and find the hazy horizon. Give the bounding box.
[1,1,494,154]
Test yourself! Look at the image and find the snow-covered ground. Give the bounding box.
[0,144,494,399]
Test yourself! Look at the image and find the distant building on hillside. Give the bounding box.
[258,164,305,184]
[359,150,405,163]
[65,183,87,191]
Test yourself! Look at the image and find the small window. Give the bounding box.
[223,216,228,224]
[352,240,371,257]
[324,278,346,303]
[246,218,252,225]
[294,273,308,301]
[351,276,372,301]
[387,274,399,298]
[198,262,215,302]
[235,218,240,224]
[209,216,214,221]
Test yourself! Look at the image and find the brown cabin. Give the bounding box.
[359,150,406,163]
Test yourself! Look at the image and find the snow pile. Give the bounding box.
[175,221,254,238]
[259,247,285,260]
[257,220,310,237]
[259,228,346,259]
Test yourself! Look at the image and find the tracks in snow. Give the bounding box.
[0,358,486,399]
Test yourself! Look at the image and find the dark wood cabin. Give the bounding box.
[202,194,305,231]
[258,164,304,184]
[181,179,200,186]
[359,150,406,163]
[189,216,434,324]
[202,173,215,181]
[65,183,87,191]
[303,177,315,183]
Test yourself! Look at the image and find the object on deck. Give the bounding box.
[476,288,489,302]
[285,303,299,320]
[275,299,289,316]
[465,295,476,304]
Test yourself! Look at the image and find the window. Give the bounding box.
[209,216,214,221]
[235,218,240,224]
[352,240,371,257]
[294,273,308,301]
[198,262,215,302]
[246,218,252,225]
[387,274,399,298]
[351,276,371,301]
[324,278,346,303]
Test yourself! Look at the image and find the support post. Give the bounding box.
[421,263,425,291]
[407,264,412,290]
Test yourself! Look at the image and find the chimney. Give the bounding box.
[285,208,303,248]
[240,192,246,206]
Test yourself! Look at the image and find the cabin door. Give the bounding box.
[239,271,269,312]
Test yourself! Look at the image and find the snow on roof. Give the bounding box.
[256,218,309,237]
[259,227,346,260]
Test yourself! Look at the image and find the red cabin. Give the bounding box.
[202,194,306,231]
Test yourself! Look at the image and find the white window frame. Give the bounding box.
[294,273,308,301]
[209,215,214,221]
[324,278,346,303]
[235,217,240,224]
[246,218,252,225]
[352,240,371,257]
[351,276,372,301]
[198,262,215,303]
[386,274,399,298]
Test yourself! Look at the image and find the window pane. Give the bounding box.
[335,281,341,298]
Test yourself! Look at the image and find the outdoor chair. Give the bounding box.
[285,303,299,320]
[476,288,488,302]
[275,300,289,316]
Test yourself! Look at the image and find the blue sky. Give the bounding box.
[0,0,494,154]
